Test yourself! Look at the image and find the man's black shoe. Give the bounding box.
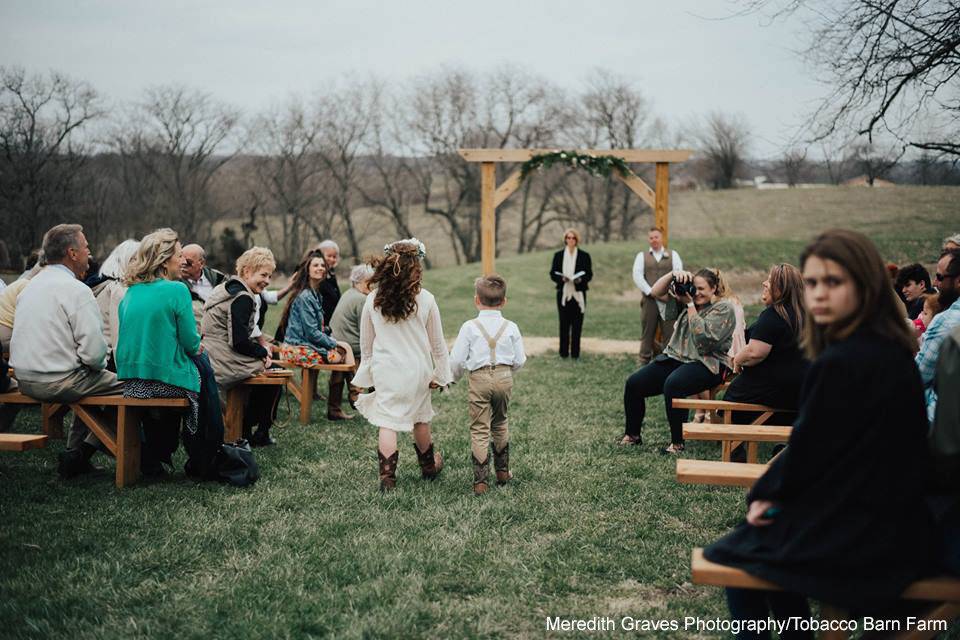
[57,449,98,479]
[249,431,276,447]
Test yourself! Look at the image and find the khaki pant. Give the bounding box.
[639,296,675,363]
[467,366,513,461]
[17,367,123,450]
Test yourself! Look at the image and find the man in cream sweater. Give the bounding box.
[10,224,123,478]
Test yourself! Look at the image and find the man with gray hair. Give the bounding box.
[10,224,123,478]
[945,234,960,252]
[328,262,372,416]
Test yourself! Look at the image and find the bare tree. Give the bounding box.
[743,0,960,158]
[849,140,900,185]
[0,66,102,265]
[693,112,751,189]
[247,100,331,269]
[112,85,240,243]
[779,147,809,186]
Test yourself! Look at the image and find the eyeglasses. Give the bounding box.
[184,259,194,267]
[936,272,957,281]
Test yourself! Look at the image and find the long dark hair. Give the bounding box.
[800,229,916,358]
[276,250,325,340]
[369,242,422,322]
[767,263,805,342]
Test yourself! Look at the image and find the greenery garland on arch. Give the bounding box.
[519,150,632,182]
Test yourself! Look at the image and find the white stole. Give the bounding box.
[562,247,585,313]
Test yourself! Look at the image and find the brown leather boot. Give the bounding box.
[414,442,443,480]
[378,449,398,491]
[327,373,354,421]
[473,454,490,495]
[493,443,512,485]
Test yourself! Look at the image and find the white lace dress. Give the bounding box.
[352,289,453,431]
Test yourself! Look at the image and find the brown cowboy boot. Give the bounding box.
[378,449,398,491]
[493,443,512,485]
[413,442,443,480]
[473,454,490,495]
[327,373,354,421]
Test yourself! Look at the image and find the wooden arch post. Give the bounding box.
[458,149,692,275]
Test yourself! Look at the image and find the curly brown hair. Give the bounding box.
[369,242,422,322]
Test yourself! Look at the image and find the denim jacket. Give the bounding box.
[285,289,338,354]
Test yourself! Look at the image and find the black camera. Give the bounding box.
[671,278,696,297]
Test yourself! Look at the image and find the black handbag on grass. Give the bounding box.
[215,439,260,487]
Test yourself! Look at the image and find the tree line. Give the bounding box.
[2,62,957,272]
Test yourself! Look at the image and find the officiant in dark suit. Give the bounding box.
[549,228,593,359]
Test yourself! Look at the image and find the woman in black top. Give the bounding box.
[549,228,592,359]
[724,264,808,415]
[704,230,935,637]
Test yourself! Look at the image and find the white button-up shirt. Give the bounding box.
[189,273,215,302]
[449,310,526,381]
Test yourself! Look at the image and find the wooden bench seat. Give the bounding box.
[676,459,768,488]
[672,398,793,425]
[691,548,960,639]
[68,394,191,487]
[278,344,357,424]
[0,433,48,451]
[224,370,294,442]
[0,389,70,438]
[683,423,793,463]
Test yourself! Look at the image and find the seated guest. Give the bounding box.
[726,264,809,414]
[916,248,960,425]
[181,243,226,328]
[896,263,933,319]
[330,263,374,411]
[276,250,339,364]
[92,239,140,368]
[202,247,280,447]
[620,268,738,453]
[115,229,201,475]
[0,260,42,353]
[9,224,123,477]
[914,293,942,343]
[705,229,934,635]
[0,353,11,393]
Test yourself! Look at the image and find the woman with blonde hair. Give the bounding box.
[620,267,738,453]
[352,239,451,490]
[724,264,809,427]
[116,228,201,475]
[202,247,280,446]
[549,228,593,359]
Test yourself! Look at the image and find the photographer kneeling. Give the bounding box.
[619,268,737,454]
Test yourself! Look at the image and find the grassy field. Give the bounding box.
[2,203,958,638]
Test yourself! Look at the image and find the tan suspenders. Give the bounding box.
[472,318,509,365]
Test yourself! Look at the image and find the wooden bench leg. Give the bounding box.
[721,440,732,462]
[116,405,141,488]
[746,442,759,464]
[299,369,317,425]
[224,387,249,442]
[42,403,69,439]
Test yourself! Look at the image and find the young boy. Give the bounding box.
[450,274,526,495]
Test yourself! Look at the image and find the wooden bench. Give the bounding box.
[672,398,792,426]
[0,389,67,438]
[68,395,191,487]
[0,433,48,451]
[691,548,960,639]
[278,344,357,424]
[682,423,793,463]
[677,459,768,488]
[223,370,294,442]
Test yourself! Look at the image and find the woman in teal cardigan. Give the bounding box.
[116,228,201,475]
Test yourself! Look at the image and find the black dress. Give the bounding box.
[318,272,342,326]
[704,328,936,610]
[724,306,809,411]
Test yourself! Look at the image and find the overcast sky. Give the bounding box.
[0,0,824,158]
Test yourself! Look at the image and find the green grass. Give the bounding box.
[1,354,750,639]
[3,212,958,638]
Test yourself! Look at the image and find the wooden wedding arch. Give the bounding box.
[458,148,692,274]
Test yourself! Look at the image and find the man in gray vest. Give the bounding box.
[632,227,683,364]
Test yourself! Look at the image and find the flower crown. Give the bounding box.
[383,237,426,259]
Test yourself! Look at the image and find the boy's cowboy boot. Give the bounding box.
[414,442,443,480]
[493,443,512,485]
[473,454,490,495]
[378,449,398,492]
